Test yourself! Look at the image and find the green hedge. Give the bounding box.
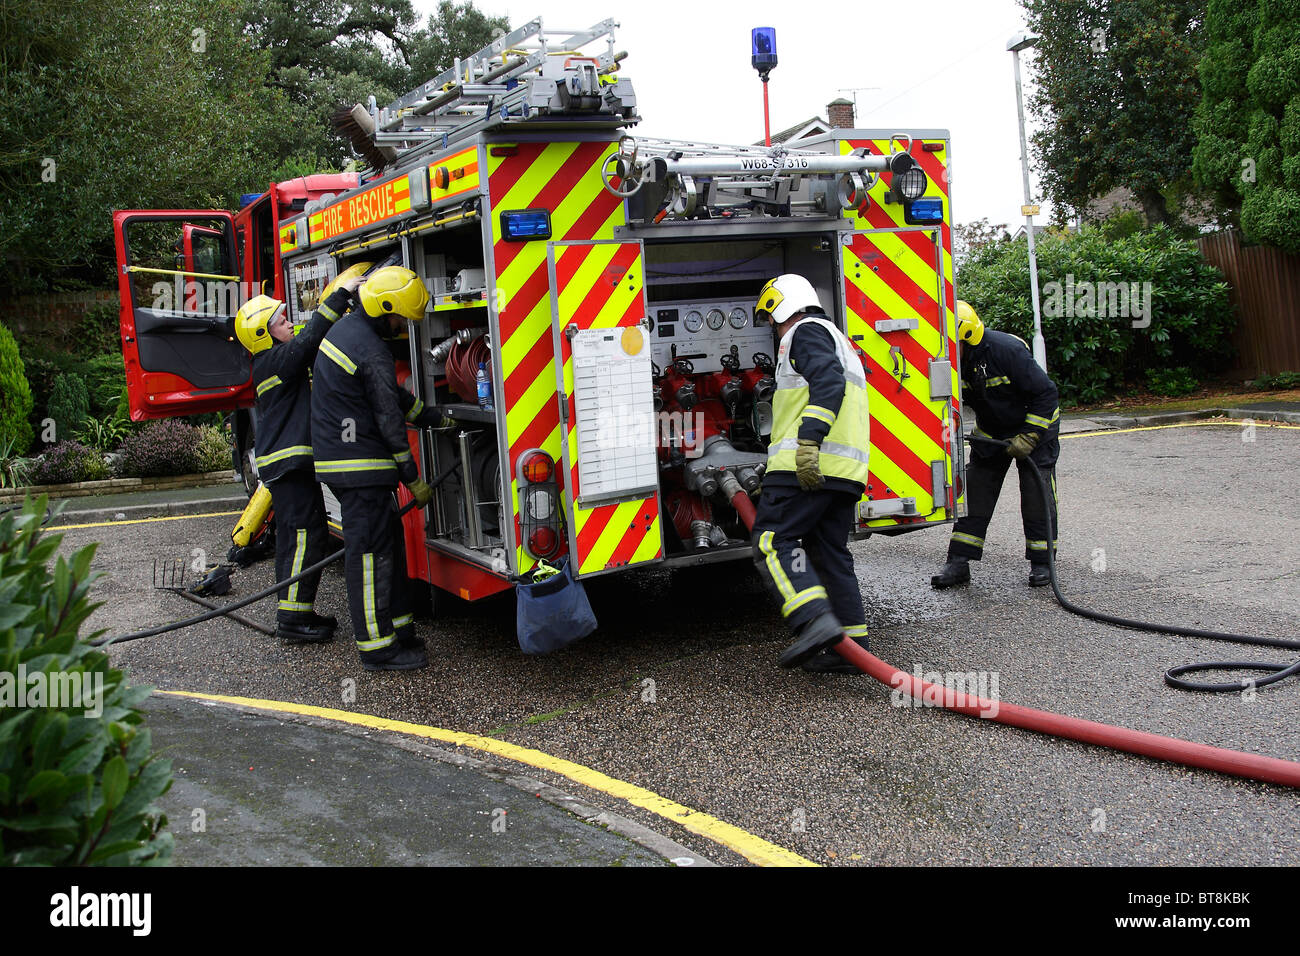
[955,225,1235,405]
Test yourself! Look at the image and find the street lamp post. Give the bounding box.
[1008,32,1047,372]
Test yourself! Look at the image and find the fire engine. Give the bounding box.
[112,17,966,606]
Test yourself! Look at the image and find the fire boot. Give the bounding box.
[395,615,424,652]
[361,644,428,672]
[305,611,338,631]
[931,558,971,590]
[1029,563,1051,587]
[801,641,865,675]
[277,618,336,645]
[778,611,845,669]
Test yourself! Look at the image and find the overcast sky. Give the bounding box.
[414,0,1051,228]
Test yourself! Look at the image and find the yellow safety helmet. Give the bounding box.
[320,261,374,303]
[235,294,286,354]
[359,266,429,323]
[755,274,821,325]
[955,300,985,347]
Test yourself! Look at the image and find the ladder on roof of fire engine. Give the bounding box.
[366,17,634,165]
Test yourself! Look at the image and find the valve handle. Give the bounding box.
[751,351,774,370]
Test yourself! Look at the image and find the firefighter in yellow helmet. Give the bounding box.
[751,274,871,674]
[234,265,365,644]
[310,265,442,671]
[932,300,1061,589]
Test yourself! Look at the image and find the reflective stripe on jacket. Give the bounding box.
[251,288,350,483]
[767,315,869,489]
[310,309,420,489]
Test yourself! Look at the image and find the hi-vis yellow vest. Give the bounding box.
[768,315,870,486]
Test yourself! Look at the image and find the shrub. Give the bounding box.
[957,225,1235,405]
[117,420,204,478]
[47,373,91,446]
[194,424,233,473]
[1251,370,1300,390]
[0,323,34,456]
[82,354,128,417]
[0,497,173,865]
[1,437,35,489]
[1147,366,1199,397]
[74,302,122,360]
[75,417,133,453]
[33,441,111,485]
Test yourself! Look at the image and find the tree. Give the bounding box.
[0,323,34,455]
[1192,0,1300,252]
[0,0,289,295]
[1020,0,1207,227]
[954,218,1011,264]
[241,0,509,169]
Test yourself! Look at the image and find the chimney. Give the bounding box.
[827,97,855,129]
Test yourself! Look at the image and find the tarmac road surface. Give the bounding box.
[58,420,1300,865]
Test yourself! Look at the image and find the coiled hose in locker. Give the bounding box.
[445,336,492,403]
[964,433,1300,693]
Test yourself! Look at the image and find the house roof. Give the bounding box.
[755,116,831,146]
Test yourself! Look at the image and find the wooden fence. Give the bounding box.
[1197,229,1300,377]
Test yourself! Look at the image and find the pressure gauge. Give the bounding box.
[706,308,726,330]
[683,310,704,333]
[729,307,749,329]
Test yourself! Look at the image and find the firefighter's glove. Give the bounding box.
[407,478,433,507]
[1006,432,1039,460]
[795,439,825,490]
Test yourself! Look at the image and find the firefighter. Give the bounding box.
[932,301,1061,589]
[234,268,363,644]
[751,274,872,674]
[310,265,442,672]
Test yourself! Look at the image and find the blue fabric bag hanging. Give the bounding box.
[515,556,597,654]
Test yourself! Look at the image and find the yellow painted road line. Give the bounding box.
[159,689,818,868]
[51,510,243,531]
[1062,419,1300,440]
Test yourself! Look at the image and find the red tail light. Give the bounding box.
[529,526,559,557]
[522,451,553,483]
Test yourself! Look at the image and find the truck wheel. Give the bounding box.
[236,416,259,497]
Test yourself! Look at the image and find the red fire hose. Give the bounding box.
[732,461,1300,790]
[830,639,1300,788]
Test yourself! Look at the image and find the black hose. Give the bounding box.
[967,433,1300,693]
[95,461,460,648]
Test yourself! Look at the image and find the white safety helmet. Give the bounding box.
[755,274,822,325]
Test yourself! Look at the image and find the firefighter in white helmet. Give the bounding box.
[310,265,442,671]
[932,300,1061,589]
[752,274,871,674]
[233,265,365,644]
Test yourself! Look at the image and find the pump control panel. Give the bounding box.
[651,299,775,374]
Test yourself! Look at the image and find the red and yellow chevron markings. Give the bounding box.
[488,140,639,573]
[429,146,480,204]
[840,137,959,526]
[553,241,661,576]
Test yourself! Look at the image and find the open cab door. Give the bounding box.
[113,210,255,420]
